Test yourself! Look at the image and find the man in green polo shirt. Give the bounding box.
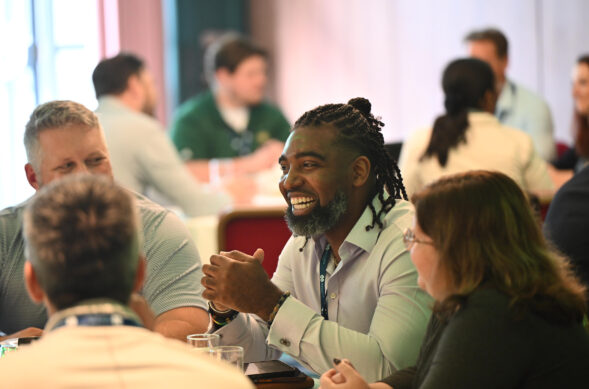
[170,34,291,182]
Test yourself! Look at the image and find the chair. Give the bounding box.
[556,141,571,159]
[217,206,292,277]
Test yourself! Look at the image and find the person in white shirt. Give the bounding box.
[201,98,432,382]
[92,53,232,216]
[0,174,253,389]
[398,58,553,198]
[465,27,556,161]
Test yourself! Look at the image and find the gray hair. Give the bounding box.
[24,100,100,172]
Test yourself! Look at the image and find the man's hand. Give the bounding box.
[201,248,283,320]
[0,327,43,342]
[235,140,284,174]
[221,175,257,205]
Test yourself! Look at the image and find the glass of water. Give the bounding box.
[186,333,220,350]
[210,345,244,371]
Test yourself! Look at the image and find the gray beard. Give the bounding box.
[284,190,348,238]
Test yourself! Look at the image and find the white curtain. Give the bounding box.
[251,0,589,144]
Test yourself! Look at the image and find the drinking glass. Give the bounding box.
[186,333,220,350]
[210,345,244,371]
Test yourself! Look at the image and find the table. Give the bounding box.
[254,375,317,389]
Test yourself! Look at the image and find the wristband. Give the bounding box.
[267,291,291,326]
[208,301,238,328]
[209,159,220,185]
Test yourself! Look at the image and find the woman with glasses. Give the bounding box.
[320,170,589,389]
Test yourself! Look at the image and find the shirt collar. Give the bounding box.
[495,79,516,116]
[312,194,388,257]
[97,96,133,113]
[467,111,500,126]
[45,299,141,332]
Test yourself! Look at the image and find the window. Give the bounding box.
[0,0,100,209]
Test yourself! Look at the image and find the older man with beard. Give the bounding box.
[201,98,432,382]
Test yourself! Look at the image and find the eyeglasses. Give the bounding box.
[403,228,434,251]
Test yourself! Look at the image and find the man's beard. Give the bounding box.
[284,190,348,238]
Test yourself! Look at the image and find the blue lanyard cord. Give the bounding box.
[319,244,332,320]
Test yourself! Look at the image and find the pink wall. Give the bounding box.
[98,0,168,124]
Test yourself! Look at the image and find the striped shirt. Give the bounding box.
[0,192,207,335]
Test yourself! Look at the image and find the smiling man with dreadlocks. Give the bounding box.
[201,98,431,381]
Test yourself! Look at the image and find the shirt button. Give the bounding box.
[330,293,337,300]
[279,338,291,347]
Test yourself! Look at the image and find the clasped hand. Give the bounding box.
[201,248,283,321]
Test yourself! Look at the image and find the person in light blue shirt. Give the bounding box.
[465,28,556,161]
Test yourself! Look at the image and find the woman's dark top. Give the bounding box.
[544,165,589,293]
[381,288,589,389]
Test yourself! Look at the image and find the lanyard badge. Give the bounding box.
[319,244,332,320]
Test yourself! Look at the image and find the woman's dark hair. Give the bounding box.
[412,170,587,324]
[293,97,407,231]
[421,58,495,166]
[574,55,589,158]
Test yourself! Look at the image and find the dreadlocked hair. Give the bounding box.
[294,97,408,231]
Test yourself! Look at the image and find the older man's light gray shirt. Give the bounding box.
[96,97,231,217]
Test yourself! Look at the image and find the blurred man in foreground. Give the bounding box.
[0,174,253,389]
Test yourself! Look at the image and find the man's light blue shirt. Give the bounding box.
[496,79,555,161]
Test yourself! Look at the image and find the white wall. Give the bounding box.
[251,0,589,144]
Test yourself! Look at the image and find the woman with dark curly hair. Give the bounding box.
[320,170,589,389]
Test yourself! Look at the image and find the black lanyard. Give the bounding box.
[319,244,332,320]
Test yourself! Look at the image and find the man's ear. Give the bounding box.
[215,68,231,86]
[500,55,509,72]
[126,74,142,98]
[351,155,371,187]
[132,256,146,293]
[25,163,40,190]
[24,261,45,303]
